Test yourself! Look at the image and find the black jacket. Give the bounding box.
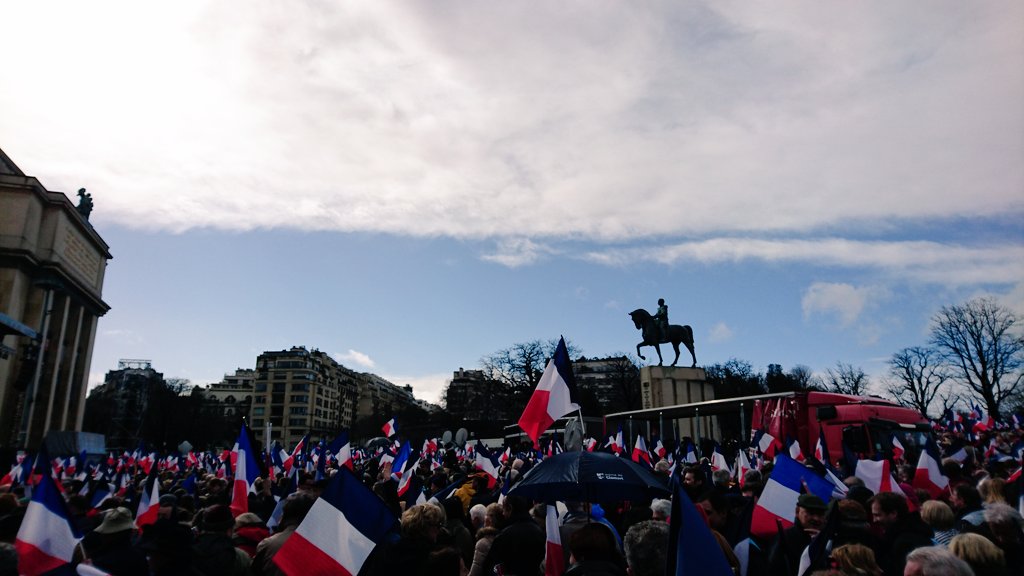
[483,513,546,576]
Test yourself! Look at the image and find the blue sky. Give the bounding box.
[2,1,1022,405]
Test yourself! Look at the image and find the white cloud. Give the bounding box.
[802,282,889,327]
[480,238,554,268]
[337,349,376,369]
[382,373,451,406]
[0,2,1019,241]
[584,238,1024,288]
[708,322,734,343]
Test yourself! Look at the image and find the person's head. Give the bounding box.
[978,477,1007,505]
[502,494,531,519]
[682,467,705,489]
[742,469,762,486]
[981,502,1024,548]
[711,469,731,487]
[233,512,265,533]
[869,492,907,529]
[829,544,881,576]
[795,494,827,531]
[950,484,981,513]
[279,492,317,530]
[919,500,955,532]
[837,498,868,523]
[469,504,487,530]
[569,523,622,565]
[401,503,445,543]
[654,460,670,475]
[422,546,466,576]
[948,533,1005,576]
[484,502,503,529]
[696,490,729,531]
[843,476,865,489]
[198,504,234,534]
[903,546,974,576]
[623,520,669,576]
[658,299,664,306]
[649,499,671,522]
[93,507,135,538]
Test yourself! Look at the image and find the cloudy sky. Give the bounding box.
[3,1,1022,405]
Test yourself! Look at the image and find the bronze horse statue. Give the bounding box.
[629,309,697,368]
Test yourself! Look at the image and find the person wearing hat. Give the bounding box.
[768,493,828,575]
[232,512,269,558]
[192,504,251,576]
[82,507,149,576]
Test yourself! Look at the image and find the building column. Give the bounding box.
[42,294,71,434]
[74,313,98,431]
[19,288,53,448]
[59,302,85,430]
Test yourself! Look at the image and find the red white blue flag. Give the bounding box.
[15,471,80,575]
[231,424,262,517]
[517,337,580,447]
[382,417,398,438]
[273,468,398,576]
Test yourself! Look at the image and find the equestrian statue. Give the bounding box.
[629,301,696,368]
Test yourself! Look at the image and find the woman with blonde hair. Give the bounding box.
[829,543,882,576]
[919,500,958,546]
[979,477,1008,505]
[948,532,1006,576]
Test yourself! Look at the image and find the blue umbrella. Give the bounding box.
[508,450,670,503]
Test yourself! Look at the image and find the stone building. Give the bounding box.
[572,356,641,414]
[350,369,418,423]
[86,360,163,451]
[444,368,512,421]
[0,148,111,449]
[249,347,358,447]
[203,368,255,418]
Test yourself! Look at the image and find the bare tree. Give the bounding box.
[930,297,1024,420]
[481,338,580,411]
[787,365,816,390]
[822,362,869,396]
[883,347,949,418]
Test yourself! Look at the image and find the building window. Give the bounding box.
[273,382,286,392]
[289,406,308,415]
[253,396,265,404]
[289,418,307,426]
[253,407,265,416]
[292,383,310,392]
[290,395,309,403]
[253,418,264,427]
[272,394,284,404]
[255,383,267,392]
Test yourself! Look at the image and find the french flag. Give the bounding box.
[329,431,353,471]
[855,459,907,499]
[584,438,598,452]
[632,436,652,468]
[787,438,805,462]
[517,337,580,447]
[283,435,307,472]
[751,454,833,539]
[654,438,667,459]
[710,443,729,473]
[605,428,624,455]
[891,436,906,461]
[396,454,421,498]
[734,449,752,487]
[15,471,80,575]
[913,438,950,499]
[475,443,501,488]
[683,439,698,464]
[273,468,398,576]
[666,471,734,576]
[135,476,160,530]
[544,505,565,576]
[382,417,398,438]
[231,424,262,518]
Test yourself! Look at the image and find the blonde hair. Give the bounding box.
[919,500,955,531]
[979,477,1007,504]
[401,503,444,540]
[948,533,1005,575]
[830,543,881,576]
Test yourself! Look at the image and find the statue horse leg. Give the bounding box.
[636,342,645,361]
[670,342,680,367]
[686,341,696,368]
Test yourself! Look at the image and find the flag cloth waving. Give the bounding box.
[666,472,734,576]
[231,424,262,517]
[15,471,81,575]
[518,337,580,447]
[273,468,398,576]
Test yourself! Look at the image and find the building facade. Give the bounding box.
[203,368,255,418]
[249,347,358,446]
[0,148,111,449]
[85,360,163,451]
[350,369,418,423]
[573,356,642,414]
[444,367,513,421]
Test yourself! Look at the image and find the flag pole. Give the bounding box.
[578,407,586,436]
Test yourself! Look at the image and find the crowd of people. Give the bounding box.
[0,424,1022,575]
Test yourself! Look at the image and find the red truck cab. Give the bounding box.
[752,391,932,465]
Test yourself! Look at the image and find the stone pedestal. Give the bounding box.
[639,366,718,441]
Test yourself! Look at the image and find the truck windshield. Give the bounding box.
[868,419,932,460]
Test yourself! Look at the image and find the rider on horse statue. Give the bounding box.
[654,298,668,342]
